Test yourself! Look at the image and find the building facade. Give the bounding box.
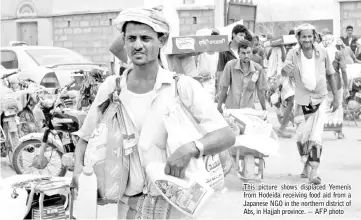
[256,0,361,37]
[2,0,360,65]
[1,0,216,64]
[1,0,142,64]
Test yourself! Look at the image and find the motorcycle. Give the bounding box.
[70,69,105,112]
[0,71,39,165]
[12,85,87,176]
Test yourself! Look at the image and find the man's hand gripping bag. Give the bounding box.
[163,75,225,192]
[84,77,130,204]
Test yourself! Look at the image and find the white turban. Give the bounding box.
[115,8,170,35]
[295,23,316,36]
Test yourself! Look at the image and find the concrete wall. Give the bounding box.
[1,0,54,46]
[51,0,143,14]
[1,21,17,46]
[1,18,53,46]
[256,0,334,22]
[52,12,119,64]
[1,0,53,18]
[178,6,215,36]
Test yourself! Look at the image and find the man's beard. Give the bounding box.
[241,58,250,63]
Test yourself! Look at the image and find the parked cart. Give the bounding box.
[224,108,279,182]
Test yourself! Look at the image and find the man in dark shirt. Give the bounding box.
[218,40,267,112]
[341,25,358,54]
[215,24,253,101]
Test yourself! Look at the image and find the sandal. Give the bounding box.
[337,132,345,139]
[309,176,322,185]
[300,172,308,178]
[300,162,310,178]
[277,129,292,139]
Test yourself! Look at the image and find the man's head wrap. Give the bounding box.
[321,28,331,36]
[322,34,334,47]
[295,23,316,36]
[294,23,318,43]
[115,8,170,41]
[335,38,345,47]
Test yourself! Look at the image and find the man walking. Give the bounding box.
[341,25,358,54]
[277,29,298,138]
[217,40,267,113]
[323,34,348,139]
[215,24,253,100]
[74,7,235,219]
[336,38,361,64]
[282,24,339,185]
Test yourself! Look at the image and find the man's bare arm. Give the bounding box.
[74,138,88,168]
[327,74,338,97]
[192,127,236,157]
[267,48,273,60]
[280,46,287,62]
[109,35,128,63]
[165,123,236,178]
[257,89,267,110]
[340,67,348,89]
[217,86,228,112]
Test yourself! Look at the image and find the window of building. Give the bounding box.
[1,51,19,69]
[193,17,197,24]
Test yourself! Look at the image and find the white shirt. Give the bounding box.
[122,87,155,196]
[231,48,239,59]
[77,67,228,196]
[300,50,317,91]
[348,37,352,46]
[267,47,283,77]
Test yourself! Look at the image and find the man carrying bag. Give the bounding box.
[72,7,235,219]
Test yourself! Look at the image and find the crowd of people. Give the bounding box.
[72,5,361,219]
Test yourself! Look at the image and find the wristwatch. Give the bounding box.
[193,140,204,159]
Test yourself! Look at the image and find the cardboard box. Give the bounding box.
[270,35,298,46]
[166,35,229,55]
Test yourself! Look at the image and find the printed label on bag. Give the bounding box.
[203,155,224,191]
[155,180,207,215]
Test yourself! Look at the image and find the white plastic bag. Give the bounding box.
[163,95,225,192]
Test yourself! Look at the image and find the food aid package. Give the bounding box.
[224,109,279,157]
[146,162,213,218]
[84,102,130,203]
[225,109,270,135]
[162,95,225,192]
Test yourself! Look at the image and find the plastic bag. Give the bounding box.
[146,162,214,218]
[84,102,130,203]
[163,83,225,192]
